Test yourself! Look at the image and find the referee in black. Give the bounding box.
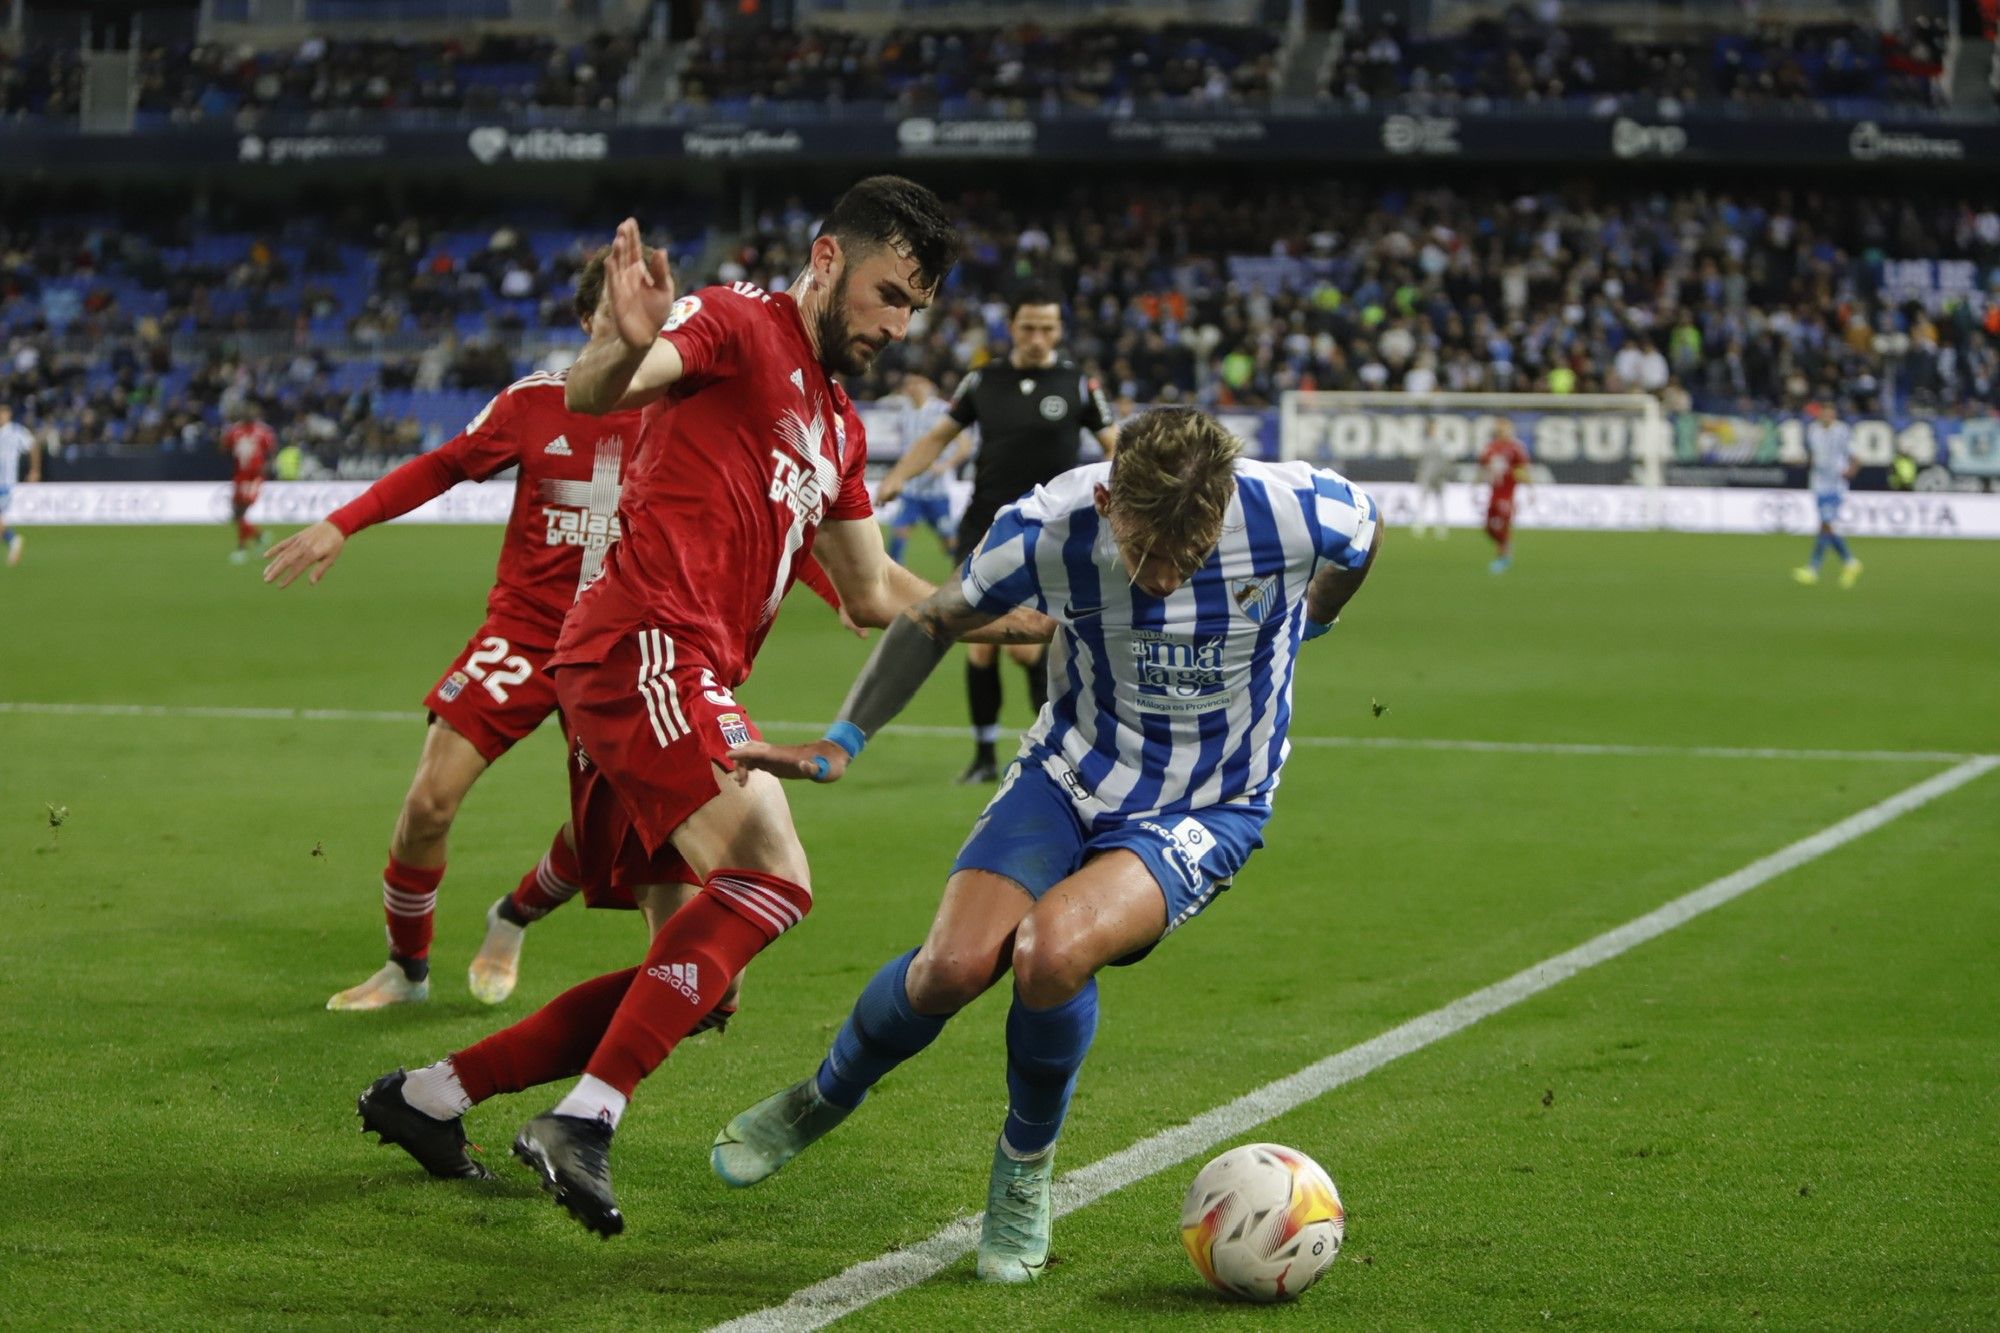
[875,287,1119,783]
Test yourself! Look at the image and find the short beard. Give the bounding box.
[813,275,874,377]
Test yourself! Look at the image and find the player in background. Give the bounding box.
[1478,417,1530,574]
[222,404,277,564]
[711,408,1380,1284]
[266,247,845,1012]
[352,178,1046,1236]
[880,373,963,564]
[875,289,1119,783]
[264,252,647,1010]
[0,403,42,566]
[1793,400,1862,587]
[1411,417,1449,539]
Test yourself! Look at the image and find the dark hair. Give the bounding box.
[821,175,960,295]
[573,245,611,323]
[573,240,664,324]
[1009,286,1063,320]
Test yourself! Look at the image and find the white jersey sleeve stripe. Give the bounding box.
[1309,471,1378,570]
[962,506,1045,614]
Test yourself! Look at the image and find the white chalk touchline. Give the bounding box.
[0,701,1979,765]
[704,755,1999,1333]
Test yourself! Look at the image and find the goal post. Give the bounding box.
[1277,390,1671,528]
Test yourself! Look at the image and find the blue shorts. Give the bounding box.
[951,759,1267,960]
[1815,492,1844,525]
[888,491,955,535]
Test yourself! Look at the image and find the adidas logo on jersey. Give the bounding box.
[646,961,702,1003]
[545,436,572,456]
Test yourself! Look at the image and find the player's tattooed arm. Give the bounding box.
[723,613,949,783]
[847,580,1049,724]
[727,580,1051,784]
[909,579,1055,647]
[1305,523,1383,631]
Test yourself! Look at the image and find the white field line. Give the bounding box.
[707,755,1999,1333]
[0,701,1980,766]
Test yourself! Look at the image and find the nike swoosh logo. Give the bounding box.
[1063,603,1102,620]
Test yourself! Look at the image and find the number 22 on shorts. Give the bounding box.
[463,635,533,703]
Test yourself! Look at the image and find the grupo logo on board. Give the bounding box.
[895,118,1036,157]
[1381,114,1460,156]
[467,126,608,165]
[682,127,805,160]
[1610,118,1687,159]
[1848,120,1965,162]
[238,134,387,165]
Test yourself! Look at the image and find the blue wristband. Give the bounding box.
[812,721,867,782]
[1303,616,1335,642]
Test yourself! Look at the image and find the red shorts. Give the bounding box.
[1485,493,1515,542]
[424,622,562,763]
[579,832,701,912]
[232,478,264,511]
[554,625,763,893]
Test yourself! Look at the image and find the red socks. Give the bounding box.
[508,829,584,922]
[451,967,639,1103]
[440,870,804,1108]
[382,856,445,964]
[585,869,811,1096]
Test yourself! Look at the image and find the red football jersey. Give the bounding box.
[1480,436,1529,499]
[328,372,644,647]
[223,421,276,482]
[555,283,873,686]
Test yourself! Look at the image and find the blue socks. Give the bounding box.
[1002,980,1099,1157]
[1810,532,1852,569]
[811,949,1103,1157]
[886,532,908,563]
[815,949,946,1110]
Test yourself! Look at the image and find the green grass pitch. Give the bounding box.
[2,523,1996,1330]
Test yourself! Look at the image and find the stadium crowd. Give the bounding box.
[678,23,1282,111]
[0,210,665,457]
[1,33,636,124]
[731,181,2000,419]
[1325,13,1949,112]
[7,179,2000,458]
[0,13,1953,124]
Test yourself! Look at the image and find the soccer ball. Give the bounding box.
[1179,1142,1344,1303]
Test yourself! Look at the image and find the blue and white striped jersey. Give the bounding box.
[0,420,34,487]
[897,395,953,499]
[963,458,1378,825]
[1806,419,1852,497]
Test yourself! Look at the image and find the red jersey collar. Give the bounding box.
[766,288,851,409]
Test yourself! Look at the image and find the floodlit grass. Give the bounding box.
[2,524,1995,1329]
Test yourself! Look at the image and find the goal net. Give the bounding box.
[1277,391,1670,531]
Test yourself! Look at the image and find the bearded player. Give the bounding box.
[267,248,846,1012]
[222,405,276,564]
[352,177,1049,1234]
[1479,417,1530,574]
